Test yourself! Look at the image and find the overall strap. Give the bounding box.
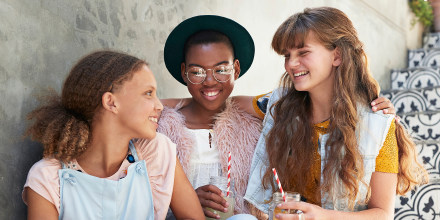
[60,160,67,169]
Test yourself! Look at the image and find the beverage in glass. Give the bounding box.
[205,176,235,220]
[269,192,300,220]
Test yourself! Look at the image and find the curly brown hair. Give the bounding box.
[26,50,147,162]
[262,7,427,209]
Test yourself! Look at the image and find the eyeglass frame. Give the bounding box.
[183,63,237,84]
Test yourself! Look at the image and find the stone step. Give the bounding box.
[394,140,440,220]
[394,182,440,220]
[398,111,440,142]
[381,86,440,114]
[413,140,440,180]
[423,32,440,49]
[391,67,440,90]
[408,48,440,67]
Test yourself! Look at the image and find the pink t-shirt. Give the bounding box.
[23,133,176,220]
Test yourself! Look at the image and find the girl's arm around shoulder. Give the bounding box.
[170,158,205,220]
[161,98,191,108]
[232,96,264,119]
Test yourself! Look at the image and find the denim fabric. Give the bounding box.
[59,142,155,220]
[244,88,394,213]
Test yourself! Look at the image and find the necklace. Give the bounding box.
[209,129,214,148]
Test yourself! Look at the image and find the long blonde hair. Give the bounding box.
[262,7,427,209]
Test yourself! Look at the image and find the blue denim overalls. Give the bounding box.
[58,142,154,219]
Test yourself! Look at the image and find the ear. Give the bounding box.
[233,59,241,80]
[332,47,342,67]
[181,62,189,84]
[102,92,118,114]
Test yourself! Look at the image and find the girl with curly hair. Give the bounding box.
[244,7,427,219]
[22,50,204,220]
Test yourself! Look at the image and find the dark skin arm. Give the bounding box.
[195,184,229,218]
[161,96,397,120]
[170,158,205,220]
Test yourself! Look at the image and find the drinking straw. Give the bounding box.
[226,151,231,197]
[272,168,286,202]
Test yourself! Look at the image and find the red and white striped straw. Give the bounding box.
[226,151,232,197]
[272,168,286,202]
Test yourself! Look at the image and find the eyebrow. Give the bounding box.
[143,84,156,90]
[188,61,231,67]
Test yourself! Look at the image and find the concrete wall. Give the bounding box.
[0,0,422,218]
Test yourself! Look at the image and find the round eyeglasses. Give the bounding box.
[185,64,234,84]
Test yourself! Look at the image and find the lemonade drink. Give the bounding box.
[205,196,234,220]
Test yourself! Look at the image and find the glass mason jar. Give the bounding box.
[205,176,235,220]
[268,192,300,220]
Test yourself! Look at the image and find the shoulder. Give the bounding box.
[23,158,61,211]
[358,104,395,121]
[135,134,177,213]
[357,104,395,155]
[134,133,177,163]
[266,88,288,110]
[26,158,61,184]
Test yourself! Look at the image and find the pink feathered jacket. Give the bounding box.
[157,99,262,213]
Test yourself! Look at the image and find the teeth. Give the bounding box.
[294,71,308,77]
[204,91,219,97]
[149,117,157,123]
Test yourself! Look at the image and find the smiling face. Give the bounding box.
[181,42,240,112]
[283,32,341,95]
[112,65,163,139]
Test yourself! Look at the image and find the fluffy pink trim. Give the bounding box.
[157,99,262,213]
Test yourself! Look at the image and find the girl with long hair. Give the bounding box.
[244,7,427,219]
[23,50,204,219]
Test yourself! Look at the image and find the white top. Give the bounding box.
[186,128,222,189]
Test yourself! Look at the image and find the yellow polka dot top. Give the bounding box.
[304,119,398,205]
[314,119,398,174]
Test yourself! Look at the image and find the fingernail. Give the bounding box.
[277,204,282,207]
[371,101,376,106]
[383,109,388,114]
[224,208,228,212]
[220,192,224,197]
[372,106,377,111]
[216,215,220,219]
[275,214,280,219]
[225,202,229,207]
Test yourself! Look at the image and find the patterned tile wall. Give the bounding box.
[391,68,440,90]
[399,111,440,142]
[408,49,440,68]
[382,87,440,114]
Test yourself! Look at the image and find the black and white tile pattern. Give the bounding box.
[391,67,440,90]
[394,182,440,220]
[415,142,440,179]
[374,30,440,220]
[399,111,440,142]
[408,49,440,68]
[423,33,440,49]
[381,87,440,114]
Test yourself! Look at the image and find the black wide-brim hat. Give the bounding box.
[164,15,255,85]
